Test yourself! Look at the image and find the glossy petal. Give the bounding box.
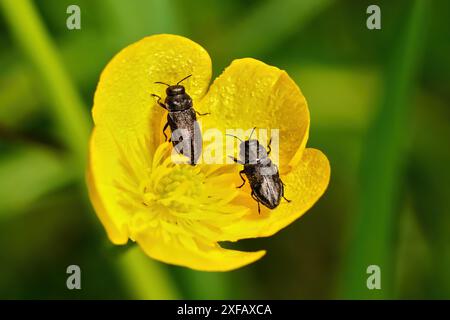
[89,34,212,242]
[88,127,130,243]
[198,58,310,168]
[219,148,330,241]
[136,232,265,271]
[93,34,212,147]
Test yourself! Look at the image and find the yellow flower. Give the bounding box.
[87,34,330,271]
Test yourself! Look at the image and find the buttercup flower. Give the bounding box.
[88,34,330,271]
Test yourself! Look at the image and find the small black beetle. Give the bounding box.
[229,128,291,213]
[151,75,208,165]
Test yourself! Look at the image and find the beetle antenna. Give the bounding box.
[177,74,192,85]
[154,81,171,87]
[226,134,243,142]
[249,127,257,140]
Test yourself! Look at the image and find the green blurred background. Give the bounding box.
[0,0,449,299]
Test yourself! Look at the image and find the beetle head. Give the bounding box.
[166,85,185,96]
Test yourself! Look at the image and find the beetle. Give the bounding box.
[151,75,208,165]
[228,128,291,213]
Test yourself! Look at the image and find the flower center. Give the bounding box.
[116,141,248,242]
[141,164,205,213]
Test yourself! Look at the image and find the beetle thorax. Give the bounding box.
[165,87,192,111]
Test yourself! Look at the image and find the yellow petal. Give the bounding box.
[198,58,310,168]
[136,232,265,272]
[88,34,212,242]
[220,148,330,241]
[93,34,212,148]
[86,147,128,244]
[88,126,134,245]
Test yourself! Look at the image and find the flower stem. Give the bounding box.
[119,247,180,299]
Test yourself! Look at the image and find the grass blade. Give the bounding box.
[0,0,90,170]
[341,0,428,299]
[0,146,74,218]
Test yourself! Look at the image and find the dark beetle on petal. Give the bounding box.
[151,75,208,165]
[228,128,291,213]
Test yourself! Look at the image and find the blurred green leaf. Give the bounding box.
[213,0,334,63]
[407,93,450,298]
[341,0,428,299]
[291,65,381,131]
[102,0,184,44]
[0,0,91,170]
[393,201,432,299]
[0,146,74,218]
[0,64,41,128]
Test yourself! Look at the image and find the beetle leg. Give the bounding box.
[228,155,244,165]
[267,137,272,155]
[189,139,196,166]
[251,191,261,214]
[151,93,167,110]
[162,122,170,142]
[237,170,246,188]
[196,111,210,116]
[281,183,291,203]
